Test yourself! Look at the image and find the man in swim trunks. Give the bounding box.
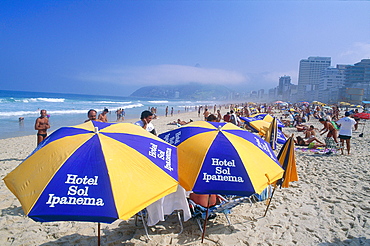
[319,118,338,143]
[35,109,50,145]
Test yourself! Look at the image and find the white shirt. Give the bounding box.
[134,120,155,133]
[336,117,356,136]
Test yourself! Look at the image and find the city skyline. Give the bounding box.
[1,1,369,97]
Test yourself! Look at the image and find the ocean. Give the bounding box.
[0,90,216,139]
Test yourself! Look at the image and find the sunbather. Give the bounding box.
[295,136,325,147]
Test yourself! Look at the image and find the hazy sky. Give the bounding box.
[1,1,369,96]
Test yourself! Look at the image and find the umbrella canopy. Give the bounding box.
[158,121,284,197]
[264,117,278,150]
[4,121,178,223]
[240,117,287,145]
[249,113,285,128]
[276,136,298,188]
[263,135,298,217]
[354,112,370,119]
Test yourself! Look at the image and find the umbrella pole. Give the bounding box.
[98,222,101,246]
[201,195,211,243]
[263,185,277,217]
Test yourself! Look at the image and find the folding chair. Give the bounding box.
[188,195,253,232]
[324,137,341,154]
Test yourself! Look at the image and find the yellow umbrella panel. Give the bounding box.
[4,121,178,223]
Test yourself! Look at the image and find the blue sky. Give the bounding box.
[1,1,369,96]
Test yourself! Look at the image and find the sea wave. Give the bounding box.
[0,109,87,117]
[0,97,65,103]
[147,101,169,104]
[95,101,132,104]
[122,103,144,109]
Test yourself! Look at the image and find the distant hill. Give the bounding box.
[130,83,232,100]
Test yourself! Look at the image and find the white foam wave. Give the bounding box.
[147,101,169,104]
[0,109,86,117]
[0,111,39,117]
[0,97,65,103]
[122,103,144,109]
[95,101,132,104]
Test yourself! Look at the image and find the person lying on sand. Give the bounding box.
[167,119,192,126]
[295,136,325,147]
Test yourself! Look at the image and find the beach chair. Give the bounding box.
[135,209,151,240]
[188,195,253,232]
[324,137,341,154]
[135,208,186,239]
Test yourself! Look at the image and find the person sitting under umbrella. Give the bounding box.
[135,110,157,135]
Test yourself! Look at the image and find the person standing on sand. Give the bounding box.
[336,111,356,155]
[98,108,109,122]
[35,109,50,145]
[319,118,338,143]
[216,109,222,122]
[135,110,156,135]
[203,108,210,121]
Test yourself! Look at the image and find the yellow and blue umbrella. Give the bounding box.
[264,117,278,150]
[4,121,178,223]
[240,116,287,145]
[249,113,285,128]
[158,121,284,196]
[264,135,298,216]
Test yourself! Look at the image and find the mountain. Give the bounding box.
[130,83,233,100]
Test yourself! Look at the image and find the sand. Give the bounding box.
[0,109,369,245]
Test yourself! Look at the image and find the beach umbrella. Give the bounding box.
[4,121,178,241]
[263,135,298,217]
[354,112,370,119]
[264,117,278,150]
[159,121,283,242]
[354,112,370,137]
[240,117,287,145]
[249,113,285,128]
[158,121,283,197]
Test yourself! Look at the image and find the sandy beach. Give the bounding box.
[0,109,369,245]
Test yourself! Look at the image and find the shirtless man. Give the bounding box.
[35,109,50,145]
[319,118,338,143]
[98,108,109,122]
[85,109,102,122]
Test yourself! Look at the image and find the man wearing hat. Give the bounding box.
[336,112,356,155]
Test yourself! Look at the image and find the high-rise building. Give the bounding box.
[277,76,292,101]
[278,76,291,95]
[297,56,331,101]
[318,65,347,103]
[341,59,370,103]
